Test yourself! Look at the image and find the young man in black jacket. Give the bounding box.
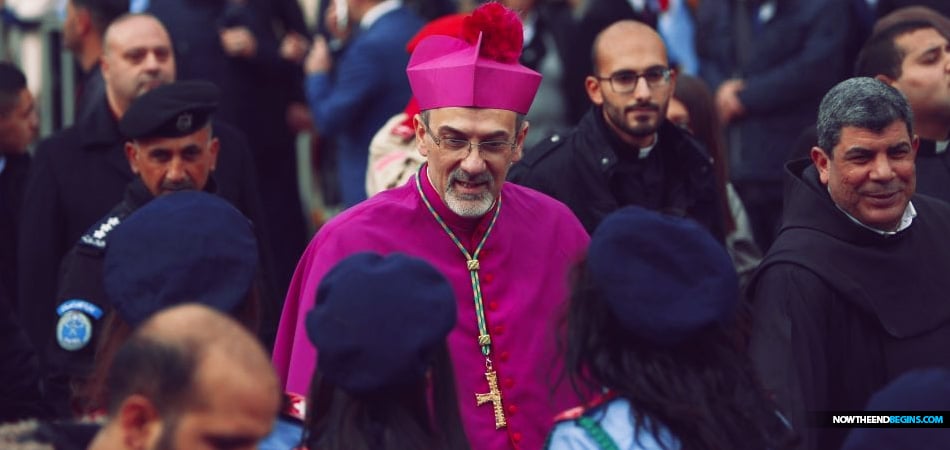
[509,20,723,240]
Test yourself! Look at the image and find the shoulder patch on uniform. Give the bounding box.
[57,299,104,319]
[79,216,123,249]
[56,310,93,351]
[55,299,103,351]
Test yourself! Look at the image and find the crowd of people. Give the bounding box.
[2,0,950,449]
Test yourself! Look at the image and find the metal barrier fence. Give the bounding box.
[1,12,74,139]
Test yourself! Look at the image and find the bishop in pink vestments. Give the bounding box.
[272,4,590,449]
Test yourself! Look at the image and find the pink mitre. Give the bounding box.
[406,2,541,114]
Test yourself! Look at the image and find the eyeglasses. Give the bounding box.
[596,67,672,94]
[423,122,516,157]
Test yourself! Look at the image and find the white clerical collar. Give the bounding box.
[836,200,917,236]
[361,0,401,30]
[638,133,658,159]
[936,140,949,154]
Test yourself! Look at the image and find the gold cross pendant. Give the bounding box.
[475,368,507,429]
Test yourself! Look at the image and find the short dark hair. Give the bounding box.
[854,21,934,79]
[72,0,130,36]
[816,77,913,157]
[0,62,27,116]
[105,333,196,416]
[83,288,260,413]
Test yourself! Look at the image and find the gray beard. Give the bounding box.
[445,189,494,218]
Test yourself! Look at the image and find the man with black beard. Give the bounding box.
[509,20,722,239]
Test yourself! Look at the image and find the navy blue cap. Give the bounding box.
[587,206,738,346]
[307,252,457,394]
[119,80,219,140]
[842,368,950,450]
[103,191,258,326]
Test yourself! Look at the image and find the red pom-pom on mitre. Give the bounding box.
[461,2,524,63]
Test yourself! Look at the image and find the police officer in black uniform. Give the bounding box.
[42,80,252,416]
[17,15,277,387]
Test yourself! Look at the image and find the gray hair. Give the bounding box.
[816,77,913,157]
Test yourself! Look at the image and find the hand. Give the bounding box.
[304,35,332,74]
[219,26,258,58]
[286,102,315,133]
[715,79,746,125]
[324,1,352,42]
[280,32,310,64]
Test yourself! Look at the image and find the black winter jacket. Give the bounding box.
[509,108,724,240]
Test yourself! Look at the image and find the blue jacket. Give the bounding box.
[306,7,423,207]
[696,0,852,182]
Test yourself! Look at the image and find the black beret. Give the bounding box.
[104,191,258,326]
[588,206,738,346]
[119,80,219,140]
[307,252,457,394]
[842,368,950,450]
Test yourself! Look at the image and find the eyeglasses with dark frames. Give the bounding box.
[422,122,517,157]
[596,67,672,94]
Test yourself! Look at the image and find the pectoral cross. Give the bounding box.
[475,368,507,429]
